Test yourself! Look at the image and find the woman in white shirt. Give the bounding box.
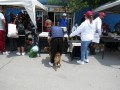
[70,11,96,65]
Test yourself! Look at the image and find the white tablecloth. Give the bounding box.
[69,40,81,52]
[39,32,49,37]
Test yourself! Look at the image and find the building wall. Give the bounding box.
[103,13,120,32]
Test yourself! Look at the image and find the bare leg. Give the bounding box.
[17,47,20,53]
[21,47,25,55]
[16,47,21,55]
[21,47,25,53]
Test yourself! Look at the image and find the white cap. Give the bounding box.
[63,13,67,16]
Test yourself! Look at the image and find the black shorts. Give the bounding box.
[16,36,25,47]
[50,37,63,63]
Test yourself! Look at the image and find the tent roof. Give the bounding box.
[93,0,120,14]
[0,0,47,11]
[0,0,48,26]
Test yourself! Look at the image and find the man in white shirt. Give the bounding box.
[0,9,7,54]
[90,12,106,55]
[94,12,106,37]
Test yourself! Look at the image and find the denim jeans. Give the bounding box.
[80,41,91,61]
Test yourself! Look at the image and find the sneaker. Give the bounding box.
[2,51,9,55]
[2,52,5,55]
[77,60,84,65]
[2,52,6,55]
[49,62,53,67]
[22,52,25,56]
[5,51,10,55]
[84,59,89,63]
[16,52,21,56]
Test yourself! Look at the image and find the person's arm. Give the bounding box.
[1,13,6,32]
[71,26,75,33]
[2,19,6,31]
[48,29,52,46]
[44,20,47,27]
[96,19,102,36]
[47,36,51,46]
[70,22,85,37]
[61,28,65,41]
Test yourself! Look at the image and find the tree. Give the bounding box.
[48,0,117,12]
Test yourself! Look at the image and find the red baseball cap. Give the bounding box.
[85,11,93,17]
[99,12,106,17]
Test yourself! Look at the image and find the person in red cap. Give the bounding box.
[99,12,106,18]
[94,12,106,38]
[90,12,106,55]
[70,11,96,65]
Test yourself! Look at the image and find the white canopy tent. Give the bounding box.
[93,0,120,14]
[0,0,48,26]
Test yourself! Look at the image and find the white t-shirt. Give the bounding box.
[94,17,102,35]
[0,12,5,30]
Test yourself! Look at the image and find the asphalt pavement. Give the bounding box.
[0,51,120,90]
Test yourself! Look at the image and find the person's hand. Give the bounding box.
[68,35,72,40]
[47,36,51,46]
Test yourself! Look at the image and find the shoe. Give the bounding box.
[2,51,9,55]
[49,62,53,67]
[2,52,6,55]
[5,51,10,55]
[16,52,21,56]
[22,52,25,55]
[77,60,84,65]
[84,59,89,63]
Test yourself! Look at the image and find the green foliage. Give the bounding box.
[47,0,62,5]
[67,0,88,12]
[47,0,117,12]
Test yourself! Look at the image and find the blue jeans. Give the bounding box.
[80,41,91,61]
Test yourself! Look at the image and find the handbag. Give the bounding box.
[7,23,19,38]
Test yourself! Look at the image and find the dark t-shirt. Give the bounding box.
[10,16,15,23]
[49,26,64,38]
[16,19,25,35]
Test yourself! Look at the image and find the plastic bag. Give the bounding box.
[31,45,39,52]
[29,49,37,58]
